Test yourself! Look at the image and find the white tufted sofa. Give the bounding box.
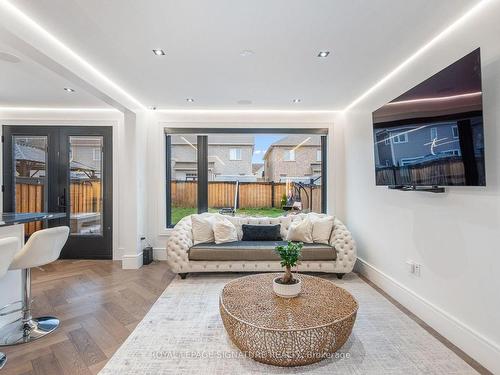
[166,213,357,279]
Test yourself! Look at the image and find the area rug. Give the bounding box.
[99,273,477,374]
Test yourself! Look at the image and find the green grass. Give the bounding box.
[171,207,198,224]
[234,207,284,217]
[171,206,284,224]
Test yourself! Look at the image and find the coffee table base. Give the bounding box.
[220,302,356,367]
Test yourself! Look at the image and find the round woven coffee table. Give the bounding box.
[219,273,358,367]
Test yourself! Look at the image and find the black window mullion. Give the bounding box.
[197,135,208,213]
[321,135,327,214]
[165,134,172,227]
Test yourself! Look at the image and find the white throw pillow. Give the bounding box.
[286,217,313,243]
[191,214,219,245]
[213,218,238,244]
[312,216,334,244]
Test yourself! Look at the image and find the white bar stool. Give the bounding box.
[0,237,20,369]
[0,226,69,346]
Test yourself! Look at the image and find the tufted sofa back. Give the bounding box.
[193,212,329,240]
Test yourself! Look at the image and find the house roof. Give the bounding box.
[170,134,254,146]
[263,135,321,160]
[15,143,96,172]
[269,134,321,147]
[252,163,264,174]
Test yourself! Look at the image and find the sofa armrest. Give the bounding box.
[330,218,357,272]
[166,216,193,273]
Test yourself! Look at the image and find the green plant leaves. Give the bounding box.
[274,240,303,268]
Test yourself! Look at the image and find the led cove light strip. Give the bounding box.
[0,107,119,112]
[386,92,482,106]
[0,0,146,110]
[343,0,493,112]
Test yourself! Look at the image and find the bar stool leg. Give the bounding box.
[0,352,6,369]
[0,268,59,346]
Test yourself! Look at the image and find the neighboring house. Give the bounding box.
[263,135,322,183]
[170,134,256,181]
[252,163,265,181]
[373,118,484,168]
[14,139,99,181]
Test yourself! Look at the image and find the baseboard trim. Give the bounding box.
[122,252,144,269]
[153,247,167,261]
[355,258,499,374]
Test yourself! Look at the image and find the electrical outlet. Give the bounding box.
[414,263,422,277]
[406,260,415,274]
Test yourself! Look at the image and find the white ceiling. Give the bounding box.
[4,0,480,110]
[0,41,109,108]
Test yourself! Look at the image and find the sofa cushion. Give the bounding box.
[213,218,238,244]
[188,241,336,261]
[241,224,282,241]
[311,216,334,244]
[286,217,314,243]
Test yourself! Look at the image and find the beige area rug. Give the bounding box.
[99,273,477,375]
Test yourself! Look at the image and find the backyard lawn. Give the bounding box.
[171,207,284,224]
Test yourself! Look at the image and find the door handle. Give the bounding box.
[58,188,67,211]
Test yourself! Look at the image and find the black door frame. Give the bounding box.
[2,125,113,259]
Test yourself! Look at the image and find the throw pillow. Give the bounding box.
[213,218,238,244]
[191,214,219,245]
[312,216,334,244]
[287,218,314,243]
[241,224,282,241]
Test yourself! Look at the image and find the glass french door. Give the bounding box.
[2,126,112,259]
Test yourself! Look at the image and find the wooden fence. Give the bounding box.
[171,181,322,213]
[15,180,102,235]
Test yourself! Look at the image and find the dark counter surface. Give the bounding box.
[0,212,66,227]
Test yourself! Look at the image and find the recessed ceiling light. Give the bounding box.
[292,99,301,103]
[186,98,194,103]
[317,51,330,58]
[149,105,158,110]
[240,50,254,57]
[63,87,75,93]
[152,49,165,56]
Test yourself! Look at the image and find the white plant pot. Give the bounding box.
[272,276,302,298]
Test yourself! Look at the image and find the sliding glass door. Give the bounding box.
[166,129,328,227]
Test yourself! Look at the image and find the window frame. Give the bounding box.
[165,128,328,228]
[392,132,408,144]
[316,149,322,162]
[229,148,242,161]
[430,127,438,140]
[284,149,295,161]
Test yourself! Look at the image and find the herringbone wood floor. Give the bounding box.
[1,260,175,375]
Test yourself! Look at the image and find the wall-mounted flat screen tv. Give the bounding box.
[372,48,485,187]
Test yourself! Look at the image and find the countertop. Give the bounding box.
[0,212,66,227]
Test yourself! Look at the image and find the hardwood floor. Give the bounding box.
[1,260,175,375]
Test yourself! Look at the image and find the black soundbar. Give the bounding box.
[388,185,445,193]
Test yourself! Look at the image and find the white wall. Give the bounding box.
[342,1,500,372]
[143,111,341,258]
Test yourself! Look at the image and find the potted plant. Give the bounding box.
[280,193,287,208]
[273,241,303,298]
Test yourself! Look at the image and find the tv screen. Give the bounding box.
[372,48,485,187]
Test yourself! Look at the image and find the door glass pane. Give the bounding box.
[169,135,198,225]
[207,133,323,218]
[69,136,103,235]
[13,136,47,235]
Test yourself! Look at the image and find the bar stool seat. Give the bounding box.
[0,226,69,347]
[0,237,20,369]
